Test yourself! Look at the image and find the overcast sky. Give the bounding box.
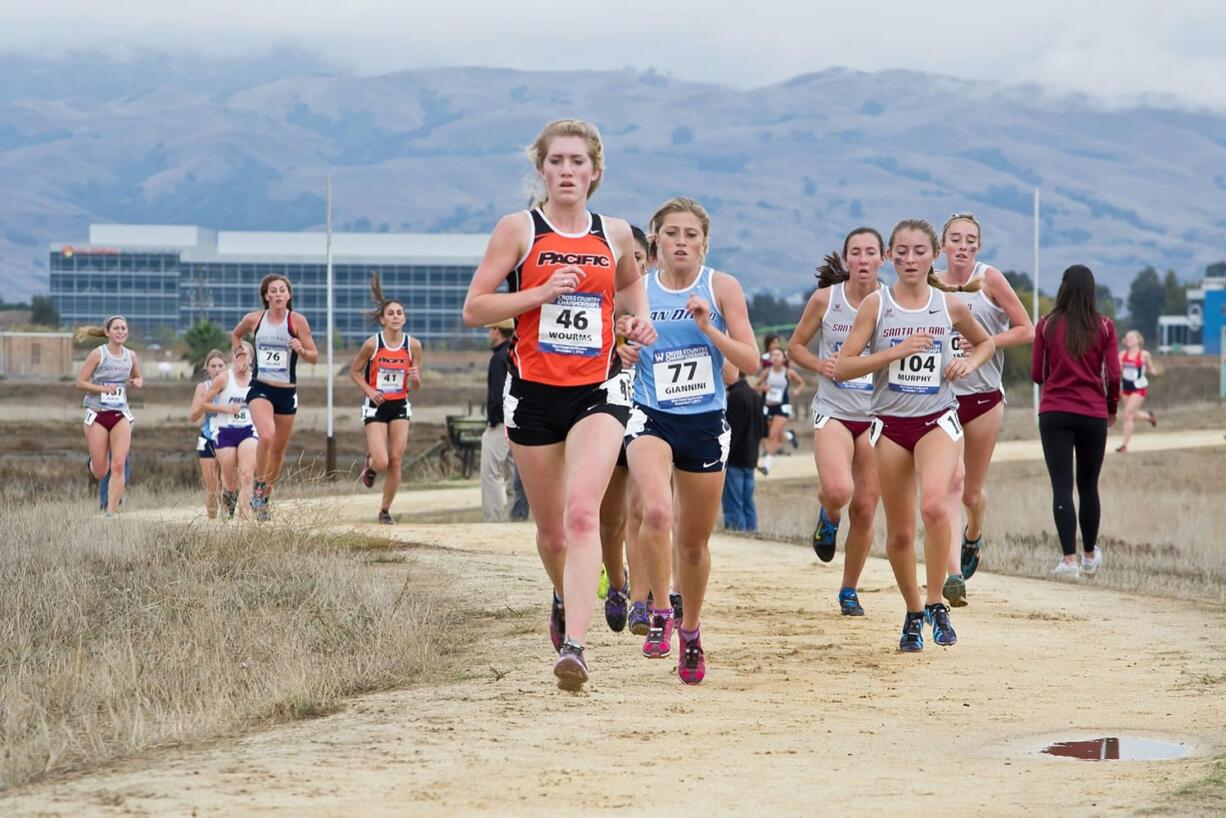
[4,0,1224,108]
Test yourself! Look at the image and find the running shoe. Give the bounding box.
[597,564,609,600]
[838,587,864,617]
[1052,560,1081,579]
[1115,445,1128,453]
[1081,548,1103,576]
[642,613,674,658]
[549,592,566,653]
[924,603,958,646]
[670,592,684,624]
[628,601,650,636]
[788,429,798,450]
[677,631,706,685]
[554,640,588,691]
[378,510,394,525]
[1148,412,1158,428]
[604,571,629,632]
[757,464,769,476]
[899,612,924,653]
[222,490,238,519]
[251,491,271,523]
[361,455,376,488]
[811,507,839,562]
[942,573,968,608]
[960,528,983,580]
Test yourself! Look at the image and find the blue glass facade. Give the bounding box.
[50,249,480,345]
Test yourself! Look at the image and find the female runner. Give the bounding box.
[601,224,650,634]
[1117,330,1158,452]
[76,316,143,515]
[351,274,422,524]
[188,349,229,518]
[231,274,319,520]
[835,219,994,651]
[755,348,804,475]
[461,119,655,691]
[206,342,259,518]
[935,213,1034,605]
[624,197,758,684]
[786,228,884,616]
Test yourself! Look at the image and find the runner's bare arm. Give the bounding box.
[129,351,143,388]
[231,311,260,352]
[946,299,995,380]
[349,337,379,402]
[462,213,554,327]
[1143,349,1160,376]
[409,336,424,391]
[700,271,759,374]
[188,382,210,424]
[202,371,239,414]
[786,288,831,374]
[608,217,655,345]
[982,266,1034,349]
[288,313,319,364]
[76,348,105,394]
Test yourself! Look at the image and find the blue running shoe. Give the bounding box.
[838,587,864,617]
[899,612,924,653]
[628,601,651,636]
[604,571,629,633]
[924,603,958,646]
[960,529,983,580]
[812,507,839,563]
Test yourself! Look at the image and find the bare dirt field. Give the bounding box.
[3,434,1225,816]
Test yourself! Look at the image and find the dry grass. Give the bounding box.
[751,444,1226,605]
[0,498,458,790]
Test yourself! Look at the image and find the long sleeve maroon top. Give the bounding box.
[1031,314,1121,418]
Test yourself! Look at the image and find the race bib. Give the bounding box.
[766,386,784,404]
[258,345,289,372]
[362,402,379,420]
[832,342,873,392]
[868,417,884,447]
[539,293,603,357]
[603,371,633,408]
[196,436,208,452]
[1123,364,1140,381]
[100,385,126,407]
[233,406,250,425]
[888,339,942,394]
[84,409,97,426]
[377,369,405,394]
[651,345,715,408]
[813,413,830,430]
[950,332,968,360]
[935,408,964,442]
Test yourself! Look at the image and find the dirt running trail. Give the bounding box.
[760,427,1226,481]
[5,436,1226,816]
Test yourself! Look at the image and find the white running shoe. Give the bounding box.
[1081,548,1103,576]
[1052,560,1081,579]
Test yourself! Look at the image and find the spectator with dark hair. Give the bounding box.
[722,362,767,531]
[1032,264,1121,579]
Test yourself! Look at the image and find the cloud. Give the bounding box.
[3,0,1224,108]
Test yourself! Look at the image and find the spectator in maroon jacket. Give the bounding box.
[1032,265,1121,580]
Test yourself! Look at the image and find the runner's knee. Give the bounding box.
[640,496,672,535]
[821,478,854,510]
[563,496,600,539]
[885,530,914,556]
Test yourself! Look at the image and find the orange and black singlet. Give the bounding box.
[364,332,412,401]
[508,209,619,387]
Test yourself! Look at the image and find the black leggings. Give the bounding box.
[1038,412,1108,557]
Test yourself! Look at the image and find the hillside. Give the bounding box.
[2,54,1225,301]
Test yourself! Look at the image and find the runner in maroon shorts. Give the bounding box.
[835,219,994,652]
[787,227,885,617]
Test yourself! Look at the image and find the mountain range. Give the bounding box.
[2,51,1224,303]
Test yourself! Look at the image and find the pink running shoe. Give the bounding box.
[641,612,674,658]
[677,631,706,685]
[361,455,376,488]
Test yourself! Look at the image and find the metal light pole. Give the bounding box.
[1032,187,1041,425]
[325,175,336,478]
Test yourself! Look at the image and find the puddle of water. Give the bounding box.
[1040,737,1192,761]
